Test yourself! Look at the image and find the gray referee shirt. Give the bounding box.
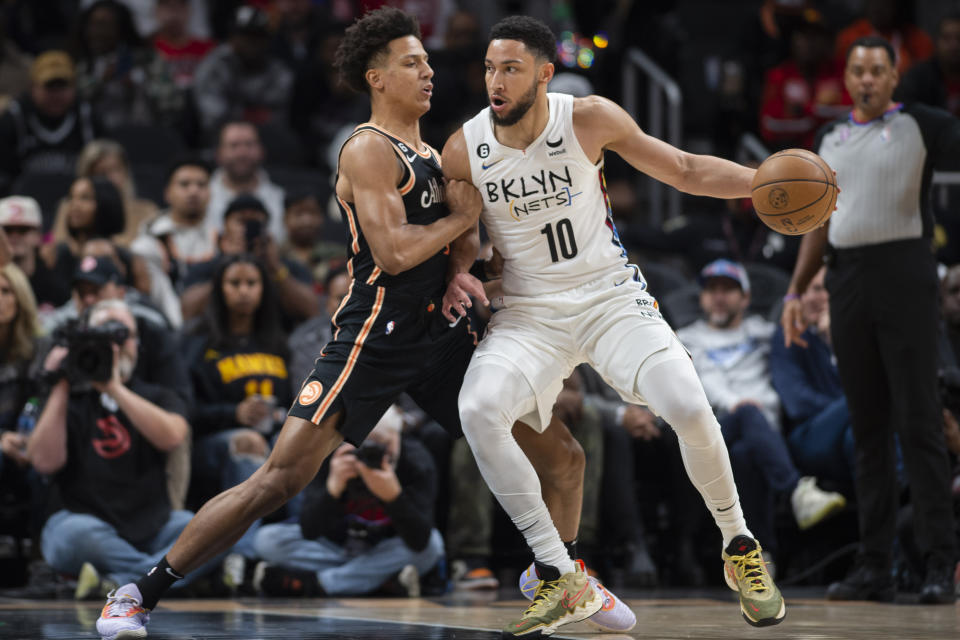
[816,103,960,249]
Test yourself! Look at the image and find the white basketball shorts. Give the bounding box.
[467,271,690,431]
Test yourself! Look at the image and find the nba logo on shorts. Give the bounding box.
[298,381,323,406]
[386,321,395,335]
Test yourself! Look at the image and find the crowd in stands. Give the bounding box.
[0,0,958,603]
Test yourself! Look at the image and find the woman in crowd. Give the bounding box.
[54,139,159,248]
[182,254,292,554]
[42,176,150,297]
[0,263,41,475]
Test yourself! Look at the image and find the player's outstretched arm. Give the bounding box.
[575,95,755,199]
[341,132,481,276]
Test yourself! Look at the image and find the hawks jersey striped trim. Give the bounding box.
[311,285,386,424]
[338,196,361,254]
[329,279,355,342]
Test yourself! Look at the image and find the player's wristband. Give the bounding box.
[782,293,800,302]
[469,259,490,283]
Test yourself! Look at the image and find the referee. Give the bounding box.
[782,36,960,604]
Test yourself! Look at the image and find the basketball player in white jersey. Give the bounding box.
[441,16,786,636]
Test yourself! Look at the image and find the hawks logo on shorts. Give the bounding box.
[298,381,324,406]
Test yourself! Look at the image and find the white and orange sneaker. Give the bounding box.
[519,560,636,632]
[96,583,149,640]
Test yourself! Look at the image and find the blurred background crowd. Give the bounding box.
[0,0,958,603]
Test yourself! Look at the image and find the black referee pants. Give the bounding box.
[827,238,955,570]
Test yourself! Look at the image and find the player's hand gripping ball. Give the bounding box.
[751,148,837,236]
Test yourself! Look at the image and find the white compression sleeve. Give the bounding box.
[458,357,575,575]
[637,356,752,548]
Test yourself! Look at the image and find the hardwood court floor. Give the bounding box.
[0,588,957,639]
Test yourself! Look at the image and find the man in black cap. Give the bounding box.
[192,6,295,140]
[179,194,317,322]
[28,253,193,515]
[39,255,191,405]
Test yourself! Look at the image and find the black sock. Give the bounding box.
[136,556,183,610]
[564,539,578,561]
[534,560,561,582]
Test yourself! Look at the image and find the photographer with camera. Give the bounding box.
[251,406,443,597]
[39,254,193,446]
[28,299,223,598]
[40,254,194,513]
[180,194,317,324]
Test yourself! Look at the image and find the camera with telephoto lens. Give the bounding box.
[354,440,386,468]
[55,320,131,384]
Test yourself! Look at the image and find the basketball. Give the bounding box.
[751,149,837,236]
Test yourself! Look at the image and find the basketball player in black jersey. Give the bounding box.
[96,9,598,639]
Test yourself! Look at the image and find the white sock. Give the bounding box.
[458,357,575,575]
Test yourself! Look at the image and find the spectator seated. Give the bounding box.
[252,407,444,597]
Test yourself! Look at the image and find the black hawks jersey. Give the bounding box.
[335,123,450,299]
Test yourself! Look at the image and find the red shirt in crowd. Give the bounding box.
[154,37,216,88]
[760,58,852,149]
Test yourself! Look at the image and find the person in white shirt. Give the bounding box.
[206,121,285,242]
[678,259,846,564]
[132,158,216,327]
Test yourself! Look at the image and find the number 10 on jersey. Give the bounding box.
[541,218,578,262]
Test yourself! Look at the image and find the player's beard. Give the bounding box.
[491,77,538,126]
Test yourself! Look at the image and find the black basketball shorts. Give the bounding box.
[287,283,478,445]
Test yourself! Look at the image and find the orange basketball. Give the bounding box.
[751,149,837,236]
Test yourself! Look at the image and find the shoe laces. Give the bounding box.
[523,577,565,617]
[103,589,145,618]
[727,548,770,593]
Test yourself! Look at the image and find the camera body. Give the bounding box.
[354,440,386,468]
[55,320,130,384]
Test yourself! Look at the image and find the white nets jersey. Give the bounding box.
[462,93,641,296]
